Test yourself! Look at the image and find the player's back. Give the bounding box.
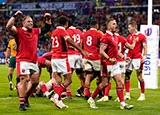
[83,29,102,60]
[115,34,127,61]
[8,39,17,57]
[83,29,101,53]
[51,27,68,59]
[67,27,83,55]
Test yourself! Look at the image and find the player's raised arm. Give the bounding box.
[40,13,52,35]
[6,10,23,35]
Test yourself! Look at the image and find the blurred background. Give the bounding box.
[0,0,159,64]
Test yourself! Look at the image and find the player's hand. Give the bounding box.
[81,50,89,58]
[44,13,51,20]
[133,36,139,42]
[124,57,130,62]
[5,59,9,65]
[109,58,116,64]
[15,10,23,16]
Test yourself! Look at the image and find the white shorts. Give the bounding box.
[107,63,121,77]
[16,61,39,76]
[68,55,83,69]
[118,61,126,73]
[51,58,71,75]
[127,59,141,71]
[83,59,101,71]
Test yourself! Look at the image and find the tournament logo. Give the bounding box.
[144,28,152,36]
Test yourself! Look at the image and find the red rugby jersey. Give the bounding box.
[51,26,69,59]
[101,31,119,65]
[67,26,83,55]
[83,28,102,60]
[15,27,40,63]
[127,32,147,59]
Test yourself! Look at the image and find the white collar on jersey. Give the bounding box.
[90,28,97,31]
[132,32,140,35]
[56,26,65,30]
[69,26,76,29]
[114,33,119,36]
[22,27,27,31]
[106,30,113,36]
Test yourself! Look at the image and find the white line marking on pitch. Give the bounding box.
[0,97,18,100]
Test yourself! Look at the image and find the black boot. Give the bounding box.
[24,97,31,107]
[19,104,26,111]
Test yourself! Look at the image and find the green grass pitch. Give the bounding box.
[0,65,160,115]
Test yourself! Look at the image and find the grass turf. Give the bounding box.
[0,65,159,115]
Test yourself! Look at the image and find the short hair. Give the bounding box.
[106,18,115,27]
[128,21,137,27]
[22,15,32,22]
[90,20,98,26]
[57,15,68,26]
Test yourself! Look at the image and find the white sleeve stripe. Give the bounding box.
[100,43,108,46]
[143,42,147,46]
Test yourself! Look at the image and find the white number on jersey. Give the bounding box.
[86,36,92,46]
[51,36,59,48]
[72,34,81,44]
[118,42,122,52]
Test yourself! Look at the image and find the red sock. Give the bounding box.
[140,80,145,93]
[91,85,102,99]
[53,84,60,93]
[122,84,124,89]
[85,87,90,96]
[125,79,130,93]
[19,97,26,103]
[56,83,66,96]
[116,87,124,102]
[67,90,72,97]
[104,83,111,96]
[41,84,48,93]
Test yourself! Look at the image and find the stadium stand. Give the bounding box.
[0,0,159,57]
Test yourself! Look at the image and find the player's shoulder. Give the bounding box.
[138,32,146,37]
[118,35,126,40]
[126,34,132,39]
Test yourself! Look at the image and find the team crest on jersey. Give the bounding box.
[22,69,25,73]
[135,37,139,41]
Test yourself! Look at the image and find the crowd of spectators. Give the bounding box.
[0,0,160,53]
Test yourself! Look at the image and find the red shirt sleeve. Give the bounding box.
[141,34,147,43]
[101,35,109,45]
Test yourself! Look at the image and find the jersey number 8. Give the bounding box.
[86,36,92,46]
